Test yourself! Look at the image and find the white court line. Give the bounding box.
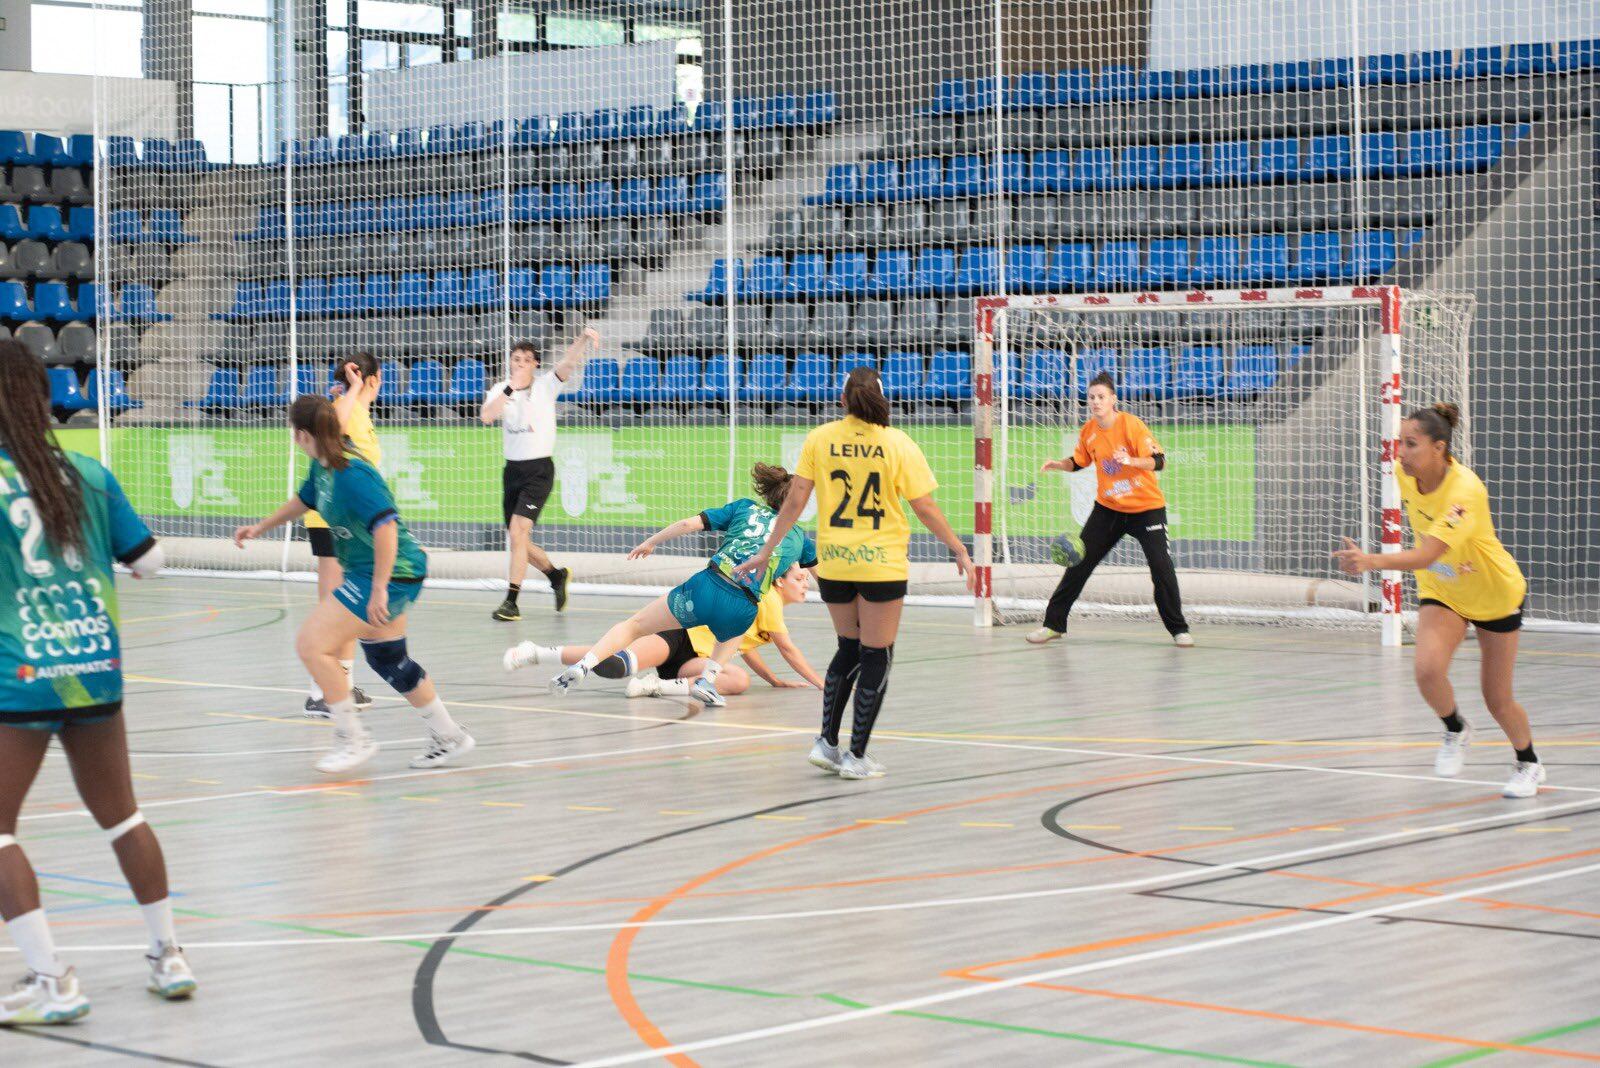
[18,732,760,825]
[33,793,1600,953]
[568,858,1600,1068]
[125,673,1600,797]
[125,738,430,757]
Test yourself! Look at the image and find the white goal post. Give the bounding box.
[972,286,1476,646]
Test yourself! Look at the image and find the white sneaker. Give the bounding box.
[1173,632,1195,648]
[504,641,539,672]
[624,675,658,699]
[549,665,586,694]
[314,729,378,774]
[1434,722,1473,777]
[690,676,726,708]
[1026,627,1063,645]
[838,752,886,780]
[410,728,476,769]
[146,945,196,1000]
[0,968,90,1025]
[1502,760,1546,799]
[807,737,843,773]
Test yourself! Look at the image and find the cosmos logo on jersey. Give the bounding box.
[14,580,115,659]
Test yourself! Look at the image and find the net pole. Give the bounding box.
[972,299,999,627]
[1379,285,1404,647]
[279,0,298,575]
[91,18,110,468]
[721,0,737,503]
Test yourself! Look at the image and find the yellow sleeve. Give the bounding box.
[893,432,937,501]
[1424,480,1488,550]
[687,626,713,658]
[752,591,787,642]
[795,426,822,482]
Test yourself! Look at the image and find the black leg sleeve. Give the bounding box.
[820,637,861,746]
[1130,507,1188,635]
[849,644,893,758]
[1042,504,1123,632]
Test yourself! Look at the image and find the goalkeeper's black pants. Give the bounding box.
[1042,504,1188,636]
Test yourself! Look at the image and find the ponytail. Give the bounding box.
[1405,401,1460,459]
[842,365,890,426]
[0,340,85,556]
[289,394,349,470]
[750,462,793,511]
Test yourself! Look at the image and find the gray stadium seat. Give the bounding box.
[684,305,725,351]
[886,202,928,246]
[937,299,969,346]
[767,209,803,251]
[0,323,10,341]
[929,201,973,244]
[300,319,335,359]
[251,322,288,363]
[643,308,686,354]
[11,240,54,280]
[901,298,942,345]
[849,301,897,348]
[57,322,96,363]
[55,241,94,281]
[129,245,172,283]
[15,322,61,364]
[9,167,51,203]
[675,137,713,175]
[514,223,557,263]
[731,304,767,350]
[637,218,671,260]
[0,170,15,203]
[0,243,20,281]
[764,303,810,349]
[846,205,886,247]
[51,168,92,206]
[806,302,851,349]
[391,315,429,359]
[598,219,632,260]
[814,207,847,246]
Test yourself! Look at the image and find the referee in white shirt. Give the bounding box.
[481,327,598,621]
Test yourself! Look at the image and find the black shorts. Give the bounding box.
[307,526,336,558]
[502,457,555,528]
[656,629,698,679]
[1420,598,1523,634]
[817,577,909,604]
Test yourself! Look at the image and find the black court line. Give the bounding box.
[0,1028,224,1067]
[412,755,1118,1062]
[122,609,287,651]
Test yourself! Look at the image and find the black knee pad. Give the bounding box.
[361,636,426,694]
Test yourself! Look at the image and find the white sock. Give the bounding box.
[533,644,561,665]
[699,660,723,684]
[139,898,177,957]
[328,695,359,737]
[339,659,354,687]
[577,652,599,671]
[6,909,63,976]
[655,678,692,697]
[308,677,324,701]
[414,697,460,738]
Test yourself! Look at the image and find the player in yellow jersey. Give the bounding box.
[735,367,972,780]
[1334,403,1544,799]
[300,353,382,718]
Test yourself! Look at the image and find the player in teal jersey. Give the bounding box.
[514,463,816,706]
[235,395,474,775]
[0,341,195,1025]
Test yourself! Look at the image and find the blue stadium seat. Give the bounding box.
[32,283,75,323]
[742,256,787,299]
[800,91,838,125]
[464,269,499,309]
[261,280,291,318]
[296,278,329,317]
[1457,45,1503,78]
[143,139,176,169]
[1019,349,1070,398]
[1046,243,1095,290]
[864,160,901,201]
[49,368,92,414]
[225,282,261,320]
[589,110,622,140]
[107,210,144,242]
[693,258,739,302]
[1000,153,1029,193]
[927,350,970,400]
[289,364,322,400]
[446,358,488,405]
[1455,125,1504,171]
[581,181,617,219]
[344,200,380,234]
[932,78,969,114]
[1075,348,1117,394]
[943,155,991,196]
[1095,242,1141,288]
[576,263,611,305]
[956,247,1000,293]
[1193,236,1242,285]
[144,208,191,242]
[1407,50,1451,83]
[0,205,26,243]
[817,164,862,204]
[1348,230,1399,277]
[988,354,1022,396]
[241,365,284,409]
[866,250,913,296]
[118,284,167,322]
[506,268,541,308]
[104,136,140,168]
[1172,346,1225,398]
[741,352,787,399]
[1227,346,1280,395]
[187,367,242,411]
[786,352,833,401]
[361,275,395,313]
[1071,147,1115,190]
[786,254,828,298]
[1302,134,1352,179]
[510,186,544,222]
[0,130,30,166]
[411,194,446,229]
[33,134,67,167]
[326,275,362,315]
[1027,150,1068,192]
[903,157,944,199]
[834,352,877,390]
[1145,239,1193,287]
[690,173,725,212]
[546,184,581,219]
[912,248,957,294]
[658,355,701,401]
[1558,39,1600,72]
[1255,138,1300,182]
[616,356,661,402]
[1210,140,1250,183]
[1294,231,1346,283]
[67,283,98,323]
[700,354,733,400]
[1123,347,1172,399]
[616,179,651,216]
[879,351,924,397]
[1360,131,1400,176]
[1005,245,1048,292]
[654,176,691,215]
[0,281,31,320]
[570,357,620,403]
[1243,234,1290,284]
[26,206,69,242]
[1161,144,1206,187]
[1118,145,1161,189]
[1361,52,1406,85]
[396,272,432,310]
[395,359,446,406]
[540,265,577,307]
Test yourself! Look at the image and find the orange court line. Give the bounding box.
[1012,982,1600,1062]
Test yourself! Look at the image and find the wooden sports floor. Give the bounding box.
[3,575,1597,1067]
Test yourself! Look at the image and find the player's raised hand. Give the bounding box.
[1040,458,1069,474]
[581,327,601,347]
[731,551,770,580]
[628,539,656,560]
[1331,537,1370,575]
[232,524,261,549]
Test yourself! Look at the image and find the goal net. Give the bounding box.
[975,287,1476,643]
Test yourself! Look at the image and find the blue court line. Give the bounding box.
[38,872,186,897]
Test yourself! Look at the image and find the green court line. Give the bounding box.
[1414,1015,1600,1067]
[818,994,1299,1066]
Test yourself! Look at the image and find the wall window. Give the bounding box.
[546,14,623,47]
[31,3,145,78]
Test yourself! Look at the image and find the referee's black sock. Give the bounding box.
[1515,744,1539,764]
[820,637,861,747]
[505,584,521,605]
[849,644,893,758]
[1440,708,1465,733]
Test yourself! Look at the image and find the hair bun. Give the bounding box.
[1430,402,1461,430]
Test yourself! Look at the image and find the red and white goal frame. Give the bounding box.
[972,285,1408,646]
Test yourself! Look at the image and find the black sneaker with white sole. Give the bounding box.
[550,568,570,612]
[492,598,521,622]
[351,686,373,710]
[303,696,331,720]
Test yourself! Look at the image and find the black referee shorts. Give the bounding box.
[502,457,555,528]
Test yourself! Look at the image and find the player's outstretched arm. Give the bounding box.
[909,494,975,592]
[629,514,708,559]
[554,327,601,383]
[234,497,311,547]
[769,633,824,688]
[1333,535,1448,576]
[732,476,814,579]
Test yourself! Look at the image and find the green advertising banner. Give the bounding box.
[58,422,1255,541]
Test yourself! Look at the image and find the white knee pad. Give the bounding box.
[106,811,147,843]
[0,834,15,852]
